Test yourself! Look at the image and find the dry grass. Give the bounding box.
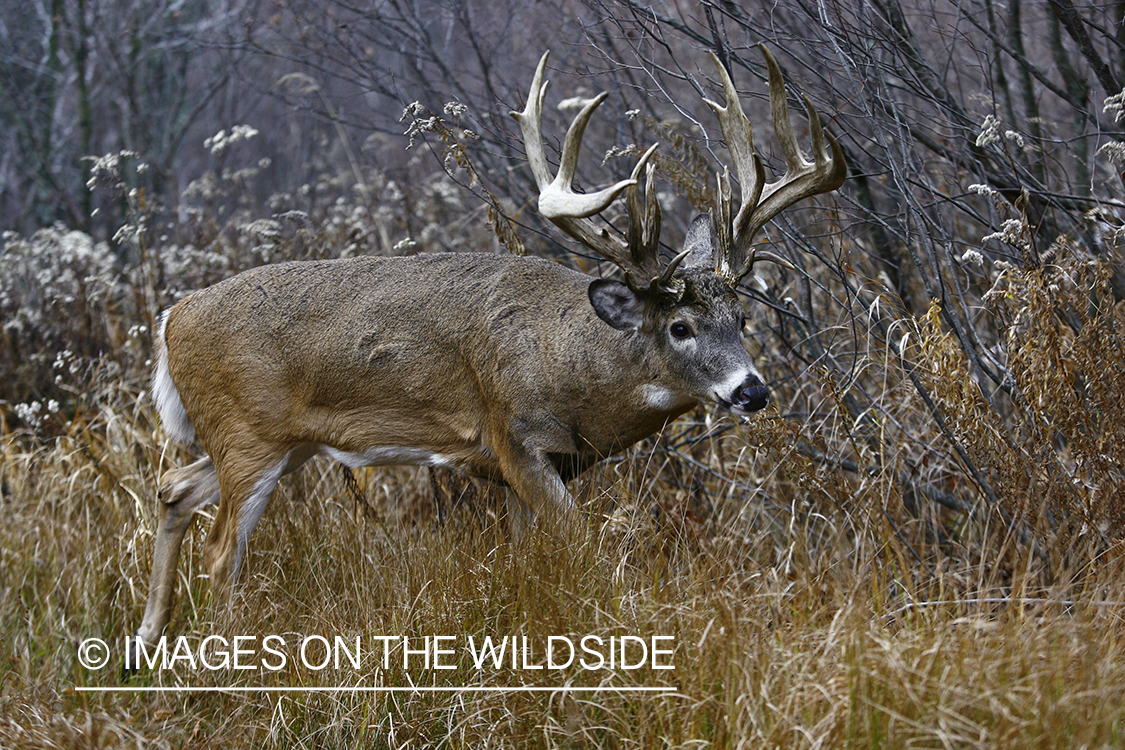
[4,341,1125,747]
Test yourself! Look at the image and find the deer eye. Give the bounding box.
[669,322,695,341]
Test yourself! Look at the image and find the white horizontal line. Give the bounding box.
[74,685,679,694]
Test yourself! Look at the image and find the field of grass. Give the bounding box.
[3,341,1125,747]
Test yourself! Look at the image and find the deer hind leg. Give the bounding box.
[127,446,304,674]
[202,448,291,594]
[129,456,220,668]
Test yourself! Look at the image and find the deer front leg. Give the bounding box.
[493,435,577,540]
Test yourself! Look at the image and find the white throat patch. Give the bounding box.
[639,384,694,410]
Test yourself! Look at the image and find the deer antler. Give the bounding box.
[512,52,686,296]
[704,45,846,284]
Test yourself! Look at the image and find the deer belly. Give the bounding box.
[320,445,455,468]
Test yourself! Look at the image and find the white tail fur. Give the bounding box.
[150,310,196,444]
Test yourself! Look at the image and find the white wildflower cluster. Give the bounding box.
[602,143,641,165]
[122,324,149,356]
[275,210,310,226]
[980,258,1022,306]
[1103,88,1125,121]
[242,219,283,241]
[968,183,1000,198]
[53,349,81,382]
[205,125,260,155]
[322,195,382,257]
[401,102,439,149]
[401,102,477,149]
[181,164,268,221]
[1096,141,1125,167]
[182,172,221,203]
[85,150,141,190]
[982,218,1032,252]
[152,244,232,298]
[239,219,285,262]
[0,228,116,333]
[222,166,263,184]
[268,192,294,212]
[402,101,427,119]
[964,182,1034,268]
[16,402,42,429]
[961,249,985,266]
[421,178,464,212]
[14,398,61,430]
[975,115,1001,147]
[257,172,376,259]
[982,284,1008,305]
[113,222,143,247]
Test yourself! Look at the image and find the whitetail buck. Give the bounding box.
[130,46,845,660]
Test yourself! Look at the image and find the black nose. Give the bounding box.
[734,384,770,412]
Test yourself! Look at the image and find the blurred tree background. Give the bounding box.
[6,0,1125,272]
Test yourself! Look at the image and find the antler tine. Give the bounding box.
[544,91,635,219]
[626,143,662,274]
[513,52,672,293]
[705,45,846,283]
[511,52,554,191]
[744,46,847,247]
[512,54,635,223]
[703,52,766,245]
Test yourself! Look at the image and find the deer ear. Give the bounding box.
[681,213,718,271]
[588,278,645,330]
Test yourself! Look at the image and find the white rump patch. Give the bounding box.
[150,310,196,444]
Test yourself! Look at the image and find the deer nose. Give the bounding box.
[734,381,770,413]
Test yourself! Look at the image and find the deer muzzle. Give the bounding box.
[713,369,771,415]
[733,382,770,413]
[726,373,770,414]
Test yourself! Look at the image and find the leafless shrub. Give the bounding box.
[0,227,130,413]
[916,248,1125,559]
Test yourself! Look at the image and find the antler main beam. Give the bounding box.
[704,45,847,283]
[511,52,683,295]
